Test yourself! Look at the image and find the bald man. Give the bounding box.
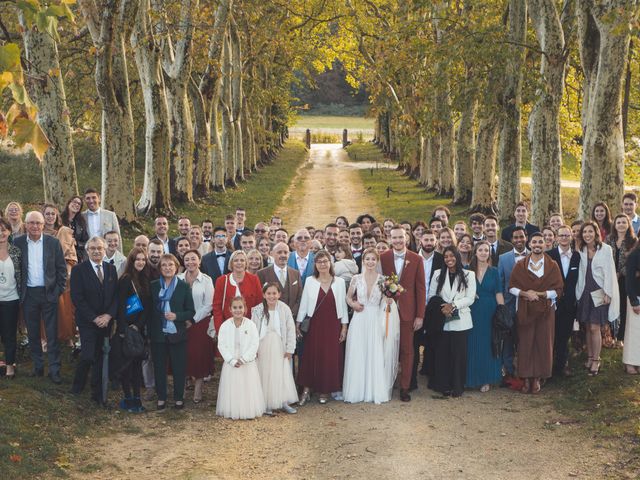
[258,242,302,318]
[134,235,150,251]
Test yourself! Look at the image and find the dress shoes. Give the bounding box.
[282,404,297,414]
[49,372,62,385]
[29,368,44,378]
[399,389,411,402]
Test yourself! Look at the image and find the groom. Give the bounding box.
[380,225,426,402]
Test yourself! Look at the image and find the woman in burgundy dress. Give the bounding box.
[296,250,349,405]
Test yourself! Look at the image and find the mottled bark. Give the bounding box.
[79,0,138,222]
[528,0,569,226]
[497,0,527,221]
[190,78,210,197]
[20,14,78,206]
[131,0,172,214]
[577,0,636,219]
[164,0,198,202]
[470,113,500,214]
[454,90,475,205]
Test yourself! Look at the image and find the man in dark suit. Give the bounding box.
[201,226,231,282]
[150,216,176,255]
[380,225,426,402]
[483,215,513,265]
[501,201,540,242]
[14,211,67,383]
[547,225,580,377]
[257,242,302,318]
[70,236,118,403]
[412,229,444,390]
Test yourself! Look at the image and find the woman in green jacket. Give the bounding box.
[149,254,195,410]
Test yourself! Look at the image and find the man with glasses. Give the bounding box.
[254,222,269,240]
[14,211,67,383]
[201,226,231,282]
[288,228,315,285]
[70,236,118,405]
[547,225,580,377]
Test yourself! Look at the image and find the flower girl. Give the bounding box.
[216,296,265,419]
[251,283,299,415]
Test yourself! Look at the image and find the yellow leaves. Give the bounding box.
[48,67,60,77]
[0,72,13,91]
[12,117,51,162]
[0,43,21,73]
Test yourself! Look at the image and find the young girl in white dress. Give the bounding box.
[251,282,299,415]
[343,248,400,404]
[216,296,265,420]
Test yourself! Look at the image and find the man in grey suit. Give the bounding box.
[257,242,302,318]
[82,188,121,249]
[14,211,67,383]
[497,226,528,381]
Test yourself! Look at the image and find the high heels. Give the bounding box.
[298,389,310,406]
[531,378,541,394]
[584,356,593,370]
[588,359,601,376]
[521,378,531,394]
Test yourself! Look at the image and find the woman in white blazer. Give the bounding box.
[295,250,349,405]
[575,221,620,376]
[428,246,476,397]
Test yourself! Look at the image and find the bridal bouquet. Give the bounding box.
[378,274,404,338]
[378,273,405,299]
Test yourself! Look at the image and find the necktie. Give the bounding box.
[491,244,496,257]
[278,269,286,287]
[96,264,104,284]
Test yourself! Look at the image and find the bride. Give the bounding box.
[343,248,400,404]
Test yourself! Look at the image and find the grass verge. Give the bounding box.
[0,141,309,477]
[121,140,309,245]
[547,348,640,478]
[0,139,308,248]
[292,115,374,131]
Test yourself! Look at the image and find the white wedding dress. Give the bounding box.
[343,274,400,404]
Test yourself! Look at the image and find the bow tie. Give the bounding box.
[109,259,114,264]
[395,254,405,260]
[216,253,226,258]
[561,251,572,259]
[88,211,99,216]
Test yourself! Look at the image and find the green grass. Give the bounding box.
[548,348,640,478]
[0,351,114,477]
[345,143,390,162]
[0,139,309,249]
[291,115,374,131]
[0,141,309,477]
[121,140,309,246]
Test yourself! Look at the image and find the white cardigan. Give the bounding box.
[575,243,620,322]
[251,301,297,354]
[428,269,476,331]
[177,271,214,323]
[217,317,259,366]
[296,276,349,325]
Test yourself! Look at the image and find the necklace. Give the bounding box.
[529,258,543,272]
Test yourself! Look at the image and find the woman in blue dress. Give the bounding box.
[466,241,504,392]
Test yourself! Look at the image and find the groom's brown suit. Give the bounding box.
[380,249,426,391]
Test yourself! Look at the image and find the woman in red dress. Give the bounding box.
[296,250,349,405]
[213,250,262,334]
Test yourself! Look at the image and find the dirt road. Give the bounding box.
[275,143,382,232]
[65,144,619,479]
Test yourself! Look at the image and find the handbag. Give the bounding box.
[123,325,145,359]
[125,282,144,316]
[300,280,333,333]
